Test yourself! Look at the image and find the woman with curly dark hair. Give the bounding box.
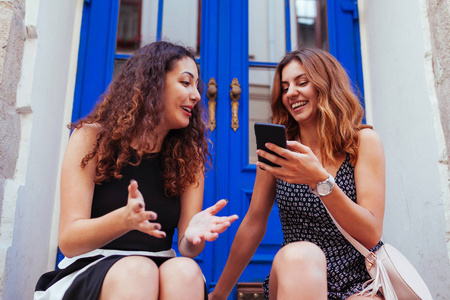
[34,41,238,300]
[210,48,385,300]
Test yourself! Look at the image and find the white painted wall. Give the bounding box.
[1,0,83,298]
[359,0,450,298]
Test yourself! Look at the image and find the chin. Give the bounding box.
[177,121,191,129]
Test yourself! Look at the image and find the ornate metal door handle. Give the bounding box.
[206,78,217,131]
[230,78,241,132]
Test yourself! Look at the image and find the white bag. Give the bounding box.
[360,243,433,300]
[323,205,433,300]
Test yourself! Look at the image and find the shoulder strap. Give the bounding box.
[321,201,399,300]
[321,201,371,256]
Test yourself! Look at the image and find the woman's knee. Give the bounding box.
[273,241,326,270]
[100,256,159,299]
[159,257,204,298]
[269,242,327,298]
[104,256,158,287]
[159,257,203,283]
[112,256,159,279]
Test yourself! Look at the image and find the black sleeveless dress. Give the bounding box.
[35,152,190,300]
[263,155,383,299]
[91,152,180,252]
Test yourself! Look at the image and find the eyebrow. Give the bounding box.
[181,71,200,84]
[281,73,307,84]
[182,71,195,78]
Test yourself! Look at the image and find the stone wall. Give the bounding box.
[0,0,25,294]
[0,0,82,297]
[0,0,24,222]
[424,0,450,259]
[427,0,450,159]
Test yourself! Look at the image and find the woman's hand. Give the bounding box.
[125,180,166,238]
[184,199,239,245]
[255,141,328,186]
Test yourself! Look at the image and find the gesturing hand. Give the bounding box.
[125,180,166,238]
[184,199,239,245]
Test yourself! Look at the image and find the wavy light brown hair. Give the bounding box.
[271,47,368,166]
[71,41,210,197]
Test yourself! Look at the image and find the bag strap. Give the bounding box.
[319,198,399,300]
[320,200,371,256]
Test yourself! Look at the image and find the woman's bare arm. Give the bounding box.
[210,168,277,299]
[58,126,164,257]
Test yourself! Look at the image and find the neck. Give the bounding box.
[299,124,344,167]
[132,127,168,153]
[153,126,169,152]
[298,123,319,152]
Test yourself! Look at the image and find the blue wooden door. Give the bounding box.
[71,0,364,298]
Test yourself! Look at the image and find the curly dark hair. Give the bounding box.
[70,41,210,197]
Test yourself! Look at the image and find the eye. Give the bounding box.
[180,81,190,86]
[298,81,309,87]
[281,86,289,94]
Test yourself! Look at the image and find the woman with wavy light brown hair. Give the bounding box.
[210,48,385,300]
[34,41,238,300]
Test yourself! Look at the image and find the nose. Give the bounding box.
[285,85,297,98]
[191,87,201,103]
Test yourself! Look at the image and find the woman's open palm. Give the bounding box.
[185,199,239,245]
[125,180,166,238]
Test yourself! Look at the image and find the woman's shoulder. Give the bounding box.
[68,123,102,151]
[62,124,103,170]
[356,126,384,161]
[71,123,101,139]
[357,126,382,145]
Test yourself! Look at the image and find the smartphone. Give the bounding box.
[254,122,287,168]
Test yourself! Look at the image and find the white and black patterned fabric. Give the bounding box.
[262,154,383,299]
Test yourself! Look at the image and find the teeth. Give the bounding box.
[182,106,192,113]
[291,101,308,109]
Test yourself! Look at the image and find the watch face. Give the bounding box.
[318,182,332,196]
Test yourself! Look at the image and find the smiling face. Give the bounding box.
[281,60,319,127]
[160,57,201,134]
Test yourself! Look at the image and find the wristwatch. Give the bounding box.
[312,174,335,197]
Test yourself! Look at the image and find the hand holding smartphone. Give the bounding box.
[254,122,287,168]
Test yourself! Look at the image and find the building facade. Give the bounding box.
[0,0,448,299]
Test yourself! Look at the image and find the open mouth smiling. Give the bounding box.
[181,106,193,113]
[291,101,308,110]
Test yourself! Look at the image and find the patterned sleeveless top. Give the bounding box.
[263,154,383,299]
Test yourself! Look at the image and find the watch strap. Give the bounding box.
[310,174,335,197]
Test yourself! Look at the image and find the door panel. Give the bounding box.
[72,0,119,121]
[72,0,364,299]
[327,0,365,101]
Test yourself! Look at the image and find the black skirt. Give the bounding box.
[34,250,207,300]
